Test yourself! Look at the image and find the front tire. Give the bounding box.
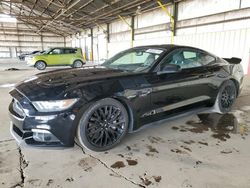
[77,98,129,151]
[214,80,237,113]
[35,61,46,70]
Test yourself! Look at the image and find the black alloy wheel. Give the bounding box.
[221,85,235,109]
[217,80,237,113]
[77,98,129,151]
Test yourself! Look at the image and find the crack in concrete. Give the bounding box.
[75,142,145,188]
[11,147,29,188]
[0,139,14,143]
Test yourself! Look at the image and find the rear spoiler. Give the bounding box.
[223,57,241,64]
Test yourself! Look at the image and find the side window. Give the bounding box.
[159,49,215,70]
[64,48,77,54]
[198,53,216,65]
[50,48,63,55]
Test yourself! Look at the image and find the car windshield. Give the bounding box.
[102,48,165,72]
[42,48,52,54]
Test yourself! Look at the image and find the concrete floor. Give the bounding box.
[1,59,250,188]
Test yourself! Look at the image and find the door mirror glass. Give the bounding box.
[158,64,181,75]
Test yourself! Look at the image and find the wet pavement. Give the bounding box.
[1,59,250,188]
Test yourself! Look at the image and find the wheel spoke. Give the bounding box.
[87,124,98,131]
[94,131,104,144]
[85,104,126,148]
[220,85,236,109]
[103,131,109,146]
[107,106,113,120]
[88,127,102,136]
[98,108,106,119]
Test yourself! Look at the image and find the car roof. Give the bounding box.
[132,44,216,57]
[51,47,78,49]
[132,44,201,51]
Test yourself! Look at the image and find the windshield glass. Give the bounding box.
[102,48,165,72]
[42,48,52,54]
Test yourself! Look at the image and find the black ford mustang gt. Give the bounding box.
[9,45,244,151]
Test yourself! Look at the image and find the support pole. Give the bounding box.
[118,15,134,47]
[41,32,44,50]
[157,0,175,44]
[173,2,178,36]
[63,36,66,47]
[106,23,110,58]
[90,28,94,61]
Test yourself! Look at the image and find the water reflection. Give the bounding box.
[186,113,247,141]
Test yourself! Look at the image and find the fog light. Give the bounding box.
[36,124,51,130]
[32,129,59,142]
[35,115,56,121]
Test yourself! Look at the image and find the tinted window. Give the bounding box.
[50,48,64,55]
[198,53,216,65]
[160,49,215,70]
[64,48,77,54]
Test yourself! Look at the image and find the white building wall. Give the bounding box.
[0,22,65,58]
[178,0,241,20]
[68,0,250,73]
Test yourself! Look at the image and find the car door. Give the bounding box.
[148,48,216,119]
[47,48,65,65]
[63,48,77,65]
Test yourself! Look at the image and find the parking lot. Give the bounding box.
[1,60,250,188]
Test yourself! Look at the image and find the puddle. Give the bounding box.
[146,145,159,153]
[180,145,192,152]
[148,136,165,144]
[184,113,248,141]
[183,140,195,145]
[78,157,97,172]
[27,179,42,186]
[198,141,208,146]
[126,159,138,166]
[220,150,233,154]
[145,153,154,157]
[153,176,162,183]
[46,179,54,186]
[140,177,152,186]
[65,177,74,182]
[140,174,162,186]
[126,146,131,151]
[4,68,20,71]
[110,161,125,169]
[117,154,124,158]
[171,149,187,154]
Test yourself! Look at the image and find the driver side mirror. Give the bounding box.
[157,64,181,75]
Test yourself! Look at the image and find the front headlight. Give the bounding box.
[32,98,79,112]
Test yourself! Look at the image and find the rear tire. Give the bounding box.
[35,61,46,70]
[72,60,83,68]
[214,80,237,113]
[76,98,129,151]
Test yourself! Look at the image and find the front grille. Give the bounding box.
[13,99,25,118]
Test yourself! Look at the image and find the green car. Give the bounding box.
[27,47,85,70]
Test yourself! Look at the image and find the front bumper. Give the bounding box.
[9,91,77,147]
[26,59,35,66]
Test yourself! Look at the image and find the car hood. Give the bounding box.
[13,67,129,101]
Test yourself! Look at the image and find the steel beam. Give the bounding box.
[157,0,175,44]
[118,15,134,47]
